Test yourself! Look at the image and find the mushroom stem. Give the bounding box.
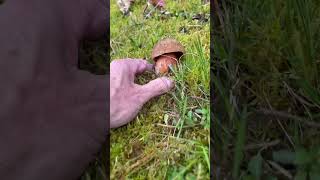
[155,53,178,75]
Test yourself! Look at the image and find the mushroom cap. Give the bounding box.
[151,38,185,61]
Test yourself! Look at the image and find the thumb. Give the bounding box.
[138,77,174,103]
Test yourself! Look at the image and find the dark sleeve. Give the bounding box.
[0,0,109,179]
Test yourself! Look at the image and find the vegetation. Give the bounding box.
[212,0,320,179]
[110,0,210,179]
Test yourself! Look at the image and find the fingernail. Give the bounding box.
[160,77,174,90]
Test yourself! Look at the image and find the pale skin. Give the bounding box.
[110,59,174,128]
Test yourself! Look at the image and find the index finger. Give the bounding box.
[126,59,154,74]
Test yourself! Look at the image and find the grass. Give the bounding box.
[110,0,210,179]
[213,0,320,179]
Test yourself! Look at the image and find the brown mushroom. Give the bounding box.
[151,38,185,75]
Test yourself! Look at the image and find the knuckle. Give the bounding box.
[133,86,147,104]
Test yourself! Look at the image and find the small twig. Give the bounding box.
[213,0,225,29]
[151,133,201,144]
[191,96,210,102]
[283,81,320,109]
[155,123,200,129]
[244,139,280,151]
[194,113,202,119]
[265,99,295,148]
[142,4,148,14]
[186,24,203,27]
[144,2,159,18]
[267,160,293,179]
[187,106,198,110]
[256,108,320,128]
[125,152,155,174]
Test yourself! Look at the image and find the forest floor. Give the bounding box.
[110,0,210,179]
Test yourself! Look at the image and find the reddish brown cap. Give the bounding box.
[151,38,185,61]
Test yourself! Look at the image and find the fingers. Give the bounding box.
[132,59,153,74]
[137,77,174,103]
[130,60,154,74]
[112,59,154,72]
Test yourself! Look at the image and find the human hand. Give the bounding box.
[110,59,174,128]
